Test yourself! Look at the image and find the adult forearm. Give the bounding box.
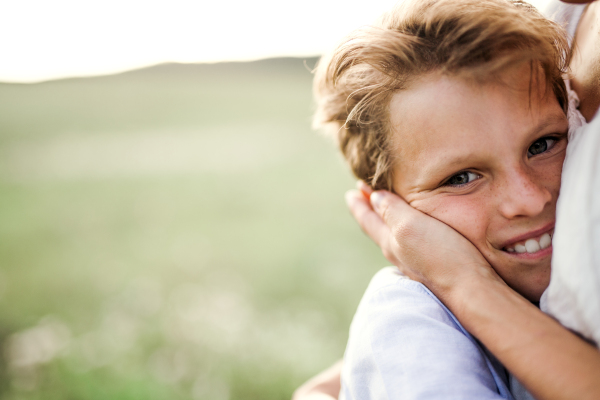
[447,276,600,400]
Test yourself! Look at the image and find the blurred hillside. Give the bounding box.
[0,58,386,400]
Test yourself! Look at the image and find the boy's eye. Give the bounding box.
[444,171,480,187]
[527,137,556,157]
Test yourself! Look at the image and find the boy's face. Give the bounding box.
[389,65,568,302]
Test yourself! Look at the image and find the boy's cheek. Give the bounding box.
[536,145,566,192]
[410,197,489,242]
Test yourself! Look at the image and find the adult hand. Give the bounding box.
[345,181,500,299]
[346,182,600,400]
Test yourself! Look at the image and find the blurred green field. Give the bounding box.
[0,58,386,400]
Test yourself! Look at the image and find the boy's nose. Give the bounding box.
[498,167,553,219]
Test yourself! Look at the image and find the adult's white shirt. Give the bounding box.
[541,1,600,346]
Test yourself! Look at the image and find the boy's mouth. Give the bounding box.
[502,228,554,255]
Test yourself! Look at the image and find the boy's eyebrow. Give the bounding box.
[418,154,481,176]
[409,152,484,188]
[413,113,569,185]
[529,112,569,136]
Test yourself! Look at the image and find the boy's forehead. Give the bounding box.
[389,65,554,134]
[389,74,494,149]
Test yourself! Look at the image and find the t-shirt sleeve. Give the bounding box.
[341,272,510,400]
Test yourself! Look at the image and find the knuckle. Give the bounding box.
[391,222,410,242]
[392,213,421,242]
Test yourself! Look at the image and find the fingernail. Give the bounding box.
[356,180,372,196]
[370,191,384,210]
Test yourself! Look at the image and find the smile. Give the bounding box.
[502,227,554,255]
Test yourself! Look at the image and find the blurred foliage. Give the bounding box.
[0,58,386,399]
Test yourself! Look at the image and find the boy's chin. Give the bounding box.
[514,273,551,304]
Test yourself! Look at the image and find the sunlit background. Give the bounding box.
[0,0,550,399]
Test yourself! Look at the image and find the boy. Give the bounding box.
[306,0,582,398]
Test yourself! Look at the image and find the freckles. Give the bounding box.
[414,197,490,243]
[538,162,563,197]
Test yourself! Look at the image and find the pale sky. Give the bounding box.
[0,0,550,83]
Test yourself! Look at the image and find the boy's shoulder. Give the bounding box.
[352,266,463,335]
[359,266,442,302]
[341,267,513,400]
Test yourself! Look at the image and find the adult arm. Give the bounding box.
[345,184,600,400]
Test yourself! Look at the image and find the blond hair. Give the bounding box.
[314,0,569,190]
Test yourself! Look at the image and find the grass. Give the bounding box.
[0,58,387,399]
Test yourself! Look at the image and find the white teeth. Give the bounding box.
[506,232,554,254]
[515,244,527,254]
[539,233,551,249]
[525,239,541,253]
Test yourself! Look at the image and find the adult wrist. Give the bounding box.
[430,260,500,310]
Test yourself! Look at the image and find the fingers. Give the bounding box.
[356,180,373,198]
[355,180,414,230]
[368,189,436,268]
[345,189,391,250]
[348,182,413,254]
[369,190,417,232]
